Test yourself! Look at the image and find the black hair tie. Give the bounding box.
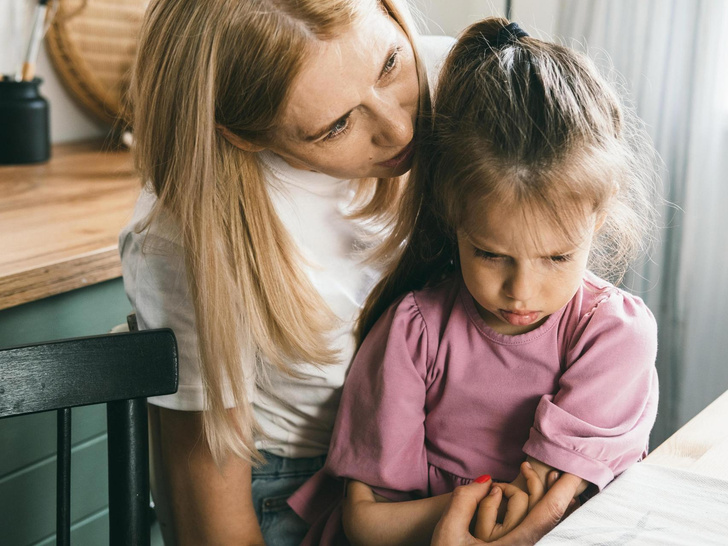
[493,22,530,47]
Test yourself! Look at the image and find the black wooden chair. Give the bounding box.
[0,326,178,546]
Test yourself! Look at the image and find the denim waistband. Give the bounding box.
[252,450,327,479]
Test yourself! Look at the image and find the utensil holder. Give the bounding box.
[0,78,50,165]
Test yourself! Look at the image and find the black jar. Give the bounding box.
[0,78,50,165]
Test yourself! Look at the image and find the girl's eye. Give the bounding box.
[323,116,350,141]
[474,248,503,261]
[549,254,573,264]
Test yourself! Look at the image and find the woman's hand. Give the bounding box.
[431,465,583,546]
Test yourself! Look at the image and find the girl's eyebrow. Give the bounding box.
[466,233,579,258]
[301,42,400,142]
[465,234,509,256]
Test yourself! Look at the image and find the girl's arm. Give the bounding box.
[510,457,588,505]
[344,463,561,545]
[521,291,659,492]
[148,405,265,546]
[342,480,453,546]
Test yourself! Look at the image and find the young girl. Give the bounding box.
[289,17,660,545]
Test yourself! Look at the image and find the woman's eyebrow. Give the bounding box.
[301,42,400,142]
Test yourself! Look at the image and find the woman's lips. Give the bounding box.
[499,309,541,326]
[377,140,414,168]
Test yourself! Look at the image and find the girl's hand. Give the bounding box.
[496,461,554,523]
[519,461,548,512]
[474,483,530,542]
[474,462,544,541]
[431,470,582,546]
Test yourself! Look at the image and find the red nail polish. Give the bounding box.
[475,474,491,483]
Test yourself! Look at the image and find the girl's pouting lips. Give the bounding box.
[377,139,414,168]
[499,309,541,326]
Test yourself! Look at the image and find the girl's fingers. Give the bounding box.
[473,484,501,540]
[520,461,545,510]
[498,482,530,532]
[546,470,560,490]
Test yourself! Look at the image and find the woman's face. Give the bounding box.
[268,8,420,180]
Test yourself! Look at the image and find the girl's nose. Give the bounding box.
[504,265,535,303]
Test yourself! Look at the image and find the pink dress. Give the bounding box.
[289,272,659,544]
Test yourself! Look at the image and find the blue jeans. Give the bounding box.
[251,451,326,546]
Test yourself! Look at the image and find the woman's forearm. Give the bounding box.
[150,406,265,546]
[342,480,452,546]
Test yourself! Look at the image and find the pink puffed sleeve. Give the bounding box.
[325,292,431,501]
[523,290,659,490]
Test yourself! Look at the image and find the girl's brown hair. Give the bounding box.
[357,17,660,342]
[131,0,429,463]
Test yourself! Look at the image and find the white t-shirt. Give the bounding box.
[119,35,455,458]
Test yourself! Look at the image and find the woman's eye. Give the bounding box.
[383,48,400,75]
[323,116,350,141]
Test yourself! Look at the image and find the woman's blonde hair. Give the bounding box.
[131,0,429,463]
[358,17,660,342]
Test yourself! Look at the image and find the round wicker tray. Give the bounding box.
[45,0,149,124]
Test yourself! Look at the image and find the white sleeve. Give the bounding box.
[417,34,456,90]
[119,194,246,410]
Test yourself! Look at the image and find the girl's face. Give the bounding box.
[457,203,599,335]
[267,8,420,180]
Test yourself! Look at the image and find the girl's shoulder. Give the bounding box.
[375,276,460,338]
[563,272,657,353]
[361,276,461,374]
[580,272,655,322]
[409,275,462,318]
[380,275,463,348]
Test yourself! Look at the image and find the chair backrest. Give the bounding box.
[0,328,178,546]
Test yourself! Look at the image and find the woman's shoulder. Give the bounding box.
[417,34,456,61]
[119,187,184,258]
[417,35,456,88]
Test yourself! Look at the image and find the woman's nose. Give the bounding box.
[372,99,414,148]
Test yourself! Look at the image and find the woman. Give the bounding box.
[120,0,578,543]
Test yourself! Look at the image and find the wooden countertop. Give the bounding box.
[0,141,141,310]
[645,389,728,480]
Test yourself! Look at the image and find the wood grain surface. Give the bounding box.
[645,390,728,480]
[0,141,141,310]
